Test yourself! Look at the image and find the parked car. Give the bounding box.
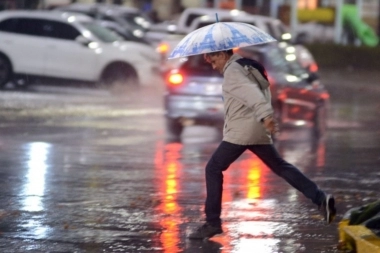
[164,42,329,140]
[0,11,160,88]
[55,3,153,42]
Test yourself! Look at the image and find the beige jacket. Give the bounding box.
[222,54,274,145]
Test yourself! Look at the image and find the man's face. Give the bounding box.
[206,53,229,73]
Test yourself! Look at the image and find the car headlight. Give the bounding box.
[285,54,296,62]
[285,75,300,82]
[281,33,292,40]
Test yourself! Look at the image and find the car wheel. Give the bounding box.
[165,117,183,141]
[100,63,138,92]
[0,54,12,88]
[313,105,327,137]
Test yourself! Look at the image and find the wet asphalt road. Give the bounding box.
[0,69,379,253]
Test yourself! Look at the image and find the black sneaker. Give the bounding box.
[188,223,223,240]
[321,194,336,225]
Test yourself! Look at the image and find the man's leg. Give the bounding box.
[248,144,336,224]
[248,144,325,205]
[188,141,246,239]
[205,141,246,226]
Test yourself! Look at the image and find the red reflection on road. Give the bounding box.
[220,153,273,252]
[154,144,281,252]
[223,153,268,201]
[241,154,268,200]
[154,141,182,253]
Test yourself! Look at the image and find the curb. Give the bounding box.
[339,221,380,252]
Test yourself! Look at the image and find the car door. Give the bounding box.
[42,20,98,81]
[0,18,47,76]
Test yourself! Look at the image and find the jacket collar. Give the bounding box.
[223,53,242,74]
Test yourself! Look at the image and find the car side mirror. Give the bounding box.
[75,35,91,46]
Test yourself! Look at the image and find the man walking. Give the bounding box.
[188,49,336,240]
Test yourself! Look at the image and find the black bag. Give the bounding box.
[235,58,269,81]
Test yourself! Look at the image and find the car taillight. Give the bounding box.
[321,92,330,100]
[309,63,318,73]
[167,73,183,86]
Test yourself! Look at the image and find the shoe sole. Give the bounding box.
[326,195,336,225]
[201,232,224,241]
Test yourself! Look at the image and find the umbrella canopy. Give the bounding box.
[168,22,276,59]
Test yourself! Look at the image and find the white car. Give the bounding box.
[0,11,160,88]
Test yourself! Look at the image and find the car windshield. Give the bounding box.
[265,47,306,77]
[181,55,222,77]
[80,22,123,43]
[121,13,150,29]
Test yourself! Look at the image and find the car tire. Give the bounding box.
[100,63,138,92]
[0,54,12,88]
[165,117,183,141]
[313,105,327,138]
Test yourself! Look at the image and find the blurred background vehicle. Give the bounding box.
[55,3,154,44]
[0,10,160,89]
[164,42,329,140]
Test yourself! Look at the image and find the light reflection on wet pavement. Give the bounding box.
[0,70,379,252]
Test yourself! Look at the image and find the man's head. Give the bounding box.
[204,50,233,73]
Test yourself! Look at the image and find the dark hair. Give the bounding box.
[204,49,234,62]
[206,49,233,57]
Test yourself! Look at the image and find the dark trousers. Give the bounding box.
[205,141,326,226]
